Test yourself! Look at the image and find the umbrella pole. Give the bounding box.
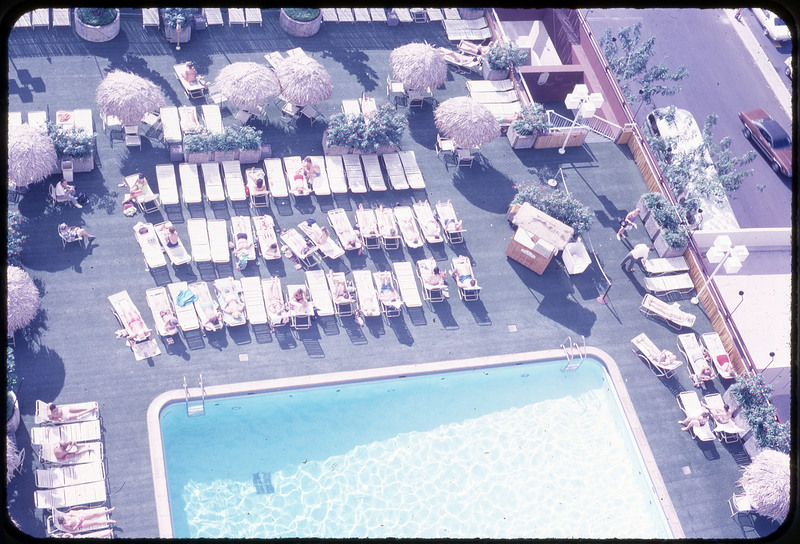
[176,24,181,51]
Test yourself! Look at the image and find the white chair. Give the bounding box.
[398,150,426,189]
[362,154,390,191]
[142,8,159,28]
[200,162,225,203]
[375,206,401,250]
[228,8,246,26]
[179,163,202,206]
[380,153,408,190]
[394,205,424,249]
[155,163,179,207]
[353,270,381,318]
[729,493,756,525]
[207,219,230,264]
[52,8,71,27]
[244,8,262,26]
[240,276,268,326]
[203,8,224,26]
[393,261,422,308]
[222,160,247,202]
[167,281,200,332]
[305,270,335,317]
[455,148,474,167]
[676,390,716,442]
[372,271,403,317]
[34,481,107,510]
[34,461,105,489]
[324,155,348,194]
[264,158,289,200]
[342,155,367,194]
[123,125,141,149]
[186,219,212,263]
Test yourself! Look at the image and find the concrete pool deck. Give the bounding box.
[6,8,781,540]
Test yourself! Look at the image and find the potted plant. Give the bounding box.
[7,347,20,435]
[162,8,194,44]
[507,103,550,149]
[511,176,594,238]
[483,42,528,80]
[47,124,96,172]
[279,8,322,38]
[210,128,239,162]
[636,191,664,223]
[365,104,407,154]
[728,373,791,458]
[236,126,263,164]
[7,210,27,268]
[73,8,120,42]
[182,132,212,163]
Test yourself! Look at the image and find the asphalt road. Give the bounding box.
[585,7,794,229]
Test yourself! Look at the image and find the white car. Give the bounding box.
[753,8,791,42]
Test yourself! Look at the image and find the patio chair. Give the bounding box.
[109,289,162,359]
[413,200,444,244]
[264,51,286,70]
[701,332,736,380]
[154,221,191,266]
[451,256,481,301]
[203,8,223,26]
[353,8,371,22]
[435,133,456,163]
[244,8,262,26]
[47,506,114,536]
[123,125,141,149]
[132,222,167,271]
[263,158,289,200]
[206,219,230,264]
[178,105,201,134]
[393,261,423,308]
[201,104,224,134]
[27,109,49,129]
[336,8,355,22]
[639,294,696,329]
[678,333,716,388]
[186,218,212,263]
[142,8,159,27]
[435,200,466,244]
[146,286,180,343]
[191,281,224,332]
[455,148,475,167]
[283,156,313,197]
[52,9,70,27]
[417,258,448,303]
[240,276,268,327]
[58,225,84,250]
[141,110,162,139]
[228,8,245,26]
[361,154,390,191]
[230,215,256,267]
[252,215,280,261]
[306,270,335,317]
[308,156,331,195]
[159,106,182,144]
[327,208,363,252]
[214,277,247,327]
[426,8,444,21]
[470,89,520,104]
[245,166,270,209]
[262,277,290,328]
[443,8,461,19]
[410,8,427,23]
[31,420,102,447]
[321,8,338,22]
[729,493,757,525]
[154,163,179,207]
[703,393,744,443]
[355,204,381,250]
[373,271,403,317]
[643,273,695,296]
[35,401,98,426]
[34,481,107,510]
[324,155,348,194]
[342,154,368,193]
[359,94,378,118]
[397,151,426,190]
[124,173,160,214]
[39,441,102,466]
[676,390,715,442]
[281,228,322,269]
[353,270,382,318]
[34,461,105,489]
[380,153,409,190]
[287,283,314,329]
[327,271,355,317]
[167,281,201,333]
[221,161,247,202]
[642,256,690,275]
[630,332,683,378]
[101,112,123,142]
[197,162,224,204]
[179,162,202,207]
[394,205,424,249]
[50,527,114,539]
[376,205,402,250]
[299,219,345,260]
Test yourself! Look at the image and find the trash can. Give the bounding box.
[387,10,399,26]
[61,160,74,182]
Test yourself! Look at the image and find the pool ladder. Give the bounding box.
[561,335,586,371]
[184,375,206,417]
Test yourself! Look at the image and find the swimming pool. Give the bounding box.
[148,349,682,538]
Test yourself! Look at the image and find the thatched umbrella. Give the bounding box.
[211,62,280,112]
[740,449,790,523]
[7,435,24,484]
[95,70,166,127]
[275,55,333,107]
[8,265,40,337]
[434,96,501,149]
[7,123,58,191]
[390,42,447,92]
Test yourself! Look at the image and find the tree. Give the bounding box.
[599,22,689,108]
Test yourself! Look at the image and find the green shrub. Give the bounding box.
[485,42,528,71]
[283,8,321,22]
[47,123,96,158]
[8,210,28,268]
[730,374,790,454]
[326,106,407,153]
[512,180,594,236]
[236,125,262,151]
[162,8,195,28]
[76,8,117,26]
[182,132,211,153]
[7,347,19,415]
[511,103,551,136]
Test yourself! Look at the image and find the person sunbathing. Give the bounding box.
[703,401,733,424]
[399,217,421,246]
[424,266,446,289]
[452,260,479,289]
[443,218,463,232]
[329,275,352,304]
[420,218,442,241]
[692,362,714,389]
[58,223,95,243]
[657,350,678,366]
[305,220,330,245]
[161,222,180,248]
[248,171,268,196]
[302,156,321,179]
[58,507,116,532]
[47,403,97,422]
[291,168,312,195]
[220,288,245,320]
[160,309,179,334]
[199,302,222,331]
[231,233,254,270]
[120,304,152,341]
[376,273,402,308]
[290,288,312,315]
[357,204,379,237]
[678,411,710,432]
[184,61,198,83]
[122,174,148,205]
[54,440,90,461]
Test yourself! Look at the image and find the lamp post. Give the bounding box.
[730,290,745,317]
[559,84,604,155]
[691,235,749,305]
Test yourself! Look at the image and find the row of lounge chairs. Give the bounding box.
[13,8,71,29]
[142,8,261,28]
[677,390,744,443]
[631,331,734,381]
[640,256,694,296]
[157,104,224,144]
[321,8,460,24]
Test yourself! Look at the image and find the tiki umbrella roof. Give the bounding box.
[390,42,447,92]
[434,96,501,149]
[7,265,40,337]
[740,449,790,523]
[275,55,333,107]
[7,435,23,484]
[7,124,58,190]
[211,62,280,112]
[95,70,166,126]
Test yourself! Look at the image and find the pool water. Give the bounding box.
[159,358,672,538]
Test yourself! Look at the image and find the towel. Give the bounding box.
[176,289,198,307]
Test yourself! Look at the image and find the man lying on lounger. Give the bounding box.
[451,260,479,289]
[47,403,98,423]
[54,440,91,461]
[376,273,402,309]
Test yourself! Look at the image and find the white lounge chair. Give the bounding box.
[133,221,167,272]
[369,8,387,22]
[327,208,362,251]
[353,8,370,22]
[324,155,348,194]
[207,219,230,264]
[160,106,182,144]
[27,110,48,130]
[52,9,71,27]
[35,401,98,426]
[393,261,422,308]
[355,205,381,250]
[416,258,448,303]
[245,167,270,209]
[342,154,368,193]
[264,51,286,70]
[203,8,224,26]
[154,221,191,266]
[252,215,280,260]
[639,294,696,329]
[281,228,321,269]
[240,276,268,326]
[630,332,683,378]
[222,160,247,202]
[178,105,202,134]
[34,481,107,510]
[199,162,225,203]
[703,393,744,442]
[264,158,289,199]
[466,79,514,93]
[353,270,381,318]
[306,270,335,317]
[146,286,180,342]
[451,256,481,301]
[701,332,737,380]
[201,104,224,134]
[155,164,179,206]
[299,219,344,260]
[435,200,465,244]
[393,8,413,23]
[376,205,402,250]
[167,281,200,332]
[373,271,403,317]
[678,333,716,388]
[124,173,160,214]
[470,89,520,104]
[677,390,716,442]
[321,8,338,22]
[34,461,105,489]
[398,150,426,189]
[308,156,331,195]
[336,8,355,22]
[31,420,102,447]
[142,7,159,27]
[412,200,444,244]
[362,154,391,191]
[191,281,224,332]
[643,273,695,296]
[109,289,161,359]
[380,153,409,190]
[228,8,245,26]
[394,206,424,249]
[174,65,207,100]
[284,156,313,197]
[287,284,314,329]
[179,162,202,206]
[186,219,211,263]
[230,215,256,268]
[39,441,102,466]
[47,506,114,536]
[642,256,690,275]
[327,271,355,316]
[263,277,290,328]
[244,8,262,26]
[214,277,247,327]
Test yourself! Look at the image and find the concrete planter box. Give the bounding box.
[279,9,322,37]
[644,214,661,239]
[482,59,509,81]
[73,10,120,42]
[238,149,261,164]
[58,153,94,173]
[637,195,654,223]
[6,391,20,435]
[212,150,237,162]
[184,151,211,164]
[653,231,687,258]
[322,132,350,156]
[164,24,192,44]
[507,126,538,149]
[376,145,400,155]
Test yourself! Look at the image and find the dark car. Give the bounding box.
[738,109,792,177]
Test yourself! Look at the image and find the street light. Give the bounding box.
[730,290,745,317]
[691,235,749,305]
[559,84,604,154]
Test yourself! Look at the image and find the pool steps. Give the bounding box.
[561,335,587,371]
[184,375,206,416]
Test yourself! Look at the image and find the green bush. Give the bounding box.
[730,373,790,454]
[182,132,211,153]
[511,103,551,136]
[162,8,195,28]
[76,8,117,26]
[283,8,321,22]
[8,210,28,268]
[326,105,407,153]
[47,123,96,159]
[485,42,529,71]
[236,125,263,151]
[7,347,19,415]
[512,180,594,236]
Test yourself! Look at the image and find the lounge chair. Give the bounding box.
[52,9,71,27]
[31,420,102,447]
[131,222,166,270]
[191,281,224,332]
[327,208,363,251]
[703,393,745,442]
[222,161,247,202]
[643,273,695,296]
[240,276,268,326]
[154,221,191,266]
[336,8,355,22]
[341,98,361,116]
[34,481,107,510]
[353,270,382,318]
[676,390,715,442]
[393,8,413,23]
[200,162,226,203]
[281,228,321,269]
[207,219,230,264]
[244,8,262,26]
[639,294,696,329]
[262,277,290,328]
[167,282,200,333]
[376,205,402,250]
[174,67,207,100]
[108,290,153,344]
[306,270,335,317]
[417,258,448,303]
[155,164,179,207]
[201,104,224,134]
[178,105,202,134]
[359,95,378,118]
[361,154,389,192]
[47,506,114,536]
[245,167,270,209]
[146,286,180,343]
[398,151,426,189]
[426,8,445,22]
[32,9,50,27]
[298,219,344,260]
[324,156,348,194]
[369,8,387,22]
[470,89,520,104]
[373,271,403,317]
[630,332,683,378]
[435,200,466,244]
[355,205,381,250]
[230,215,256,268]
[412,200,444,244]
[186,218,212,263]
[34,461,105,489]
[179,163,203,206]
[124,173,160,214]
[451,256,481,300]
[263,158,289,199]
[203,8,224,26]
[287,284,314,329]
[327,271,355,316]
[51,527,114,539]
[264,51,286,70]
[678,333,716,388]
[284,156,313,197]
[214,277,247,327]
[411,8,427,23]
[353,8,370,22]
[482,102,522,123]
[160,106,182,144]
[39,442,103,466]
[307,156,331,196]
[27,110,48,129]
[380,153,409,190]
[142,7,159,27]
[439,47,481,74]
[393,261,423,308]
[701,332,737,380]
[466,79,514,93]
[394,206,425,248]
[228,8,245,26]
[321,8,338,22]
[35,401,98,426]
[342,155,368,193]
[252,215,281,260]
[642,256,690,275]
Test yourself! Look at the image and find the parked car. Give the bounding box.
[738,109,792,176]
[753,8,790,42]
[785,57,792,78]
